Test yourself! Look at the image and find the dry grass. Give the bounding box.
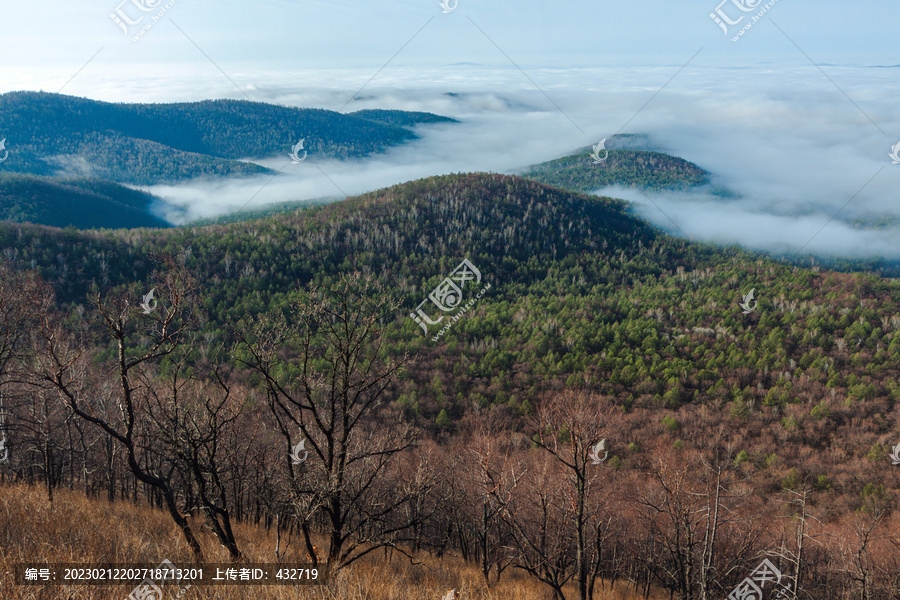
[0,482,657,600]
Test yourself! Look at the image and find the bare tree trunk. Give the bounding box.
[239,273,422,576]
[44,436,53,503]
[162,487,204,560]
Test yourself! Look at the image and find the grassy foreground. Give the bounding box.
[0,482,653,600]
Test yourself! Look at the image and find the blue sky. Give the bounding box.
[0,0,897,91]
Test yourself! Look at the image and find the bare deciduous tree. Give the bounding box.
[145,355,247,561]
[35,256,207,561]
[463,414,516,586]
[493,391,614,600]
[237,272,433,576]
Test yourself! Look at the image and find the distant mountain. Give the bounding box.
[348,109,456,129]
[0,91,457,185]
[520,139,709,193]
[0,173,170,229]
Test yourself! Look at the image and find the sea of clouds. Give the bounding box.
[2,61,898,259]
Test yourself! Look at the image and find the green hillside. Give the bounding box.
[0,91,457,185]
[2,171,898,427]
[3,172,900,600]
[521,145,709,192]
[0,173,170,229]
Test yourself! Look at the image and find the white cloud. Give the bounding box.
[121,64,900,261]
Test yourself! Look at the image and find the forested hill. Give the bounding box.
[521,145,709,192]
[349,109,457,129]
[0,91,456,185]
[0,173,171,229]
[1,170,898,429]
[3,170,900,525]
[0,172,677,306]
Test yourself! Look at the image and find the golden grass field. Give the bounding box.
[0,482,656,600]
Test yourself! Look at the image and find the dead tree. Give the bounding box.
[464,416,516,586]
[773,488,821,600]
[695,443,763,600]
[636,456,703,600]
[144,355,247,561]
[0,260,47,483]
[496,450,574,600]
[237,272,430,576]
[530,390,614,600]
[484,392,616,599]
[35,257,206,561]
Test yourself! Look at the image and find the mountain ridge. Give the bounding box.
[0,91,457,185]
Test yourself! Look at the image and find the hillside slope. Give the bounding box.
[0,91,457,185]
[2,172,900,549]
[0,173,171,229]
[521,144,709,193]
[0,483,586,600]
[0,172,898,430]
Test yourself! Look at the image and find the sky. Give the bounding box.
[1,0,898,75]
[0,0,898,258]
